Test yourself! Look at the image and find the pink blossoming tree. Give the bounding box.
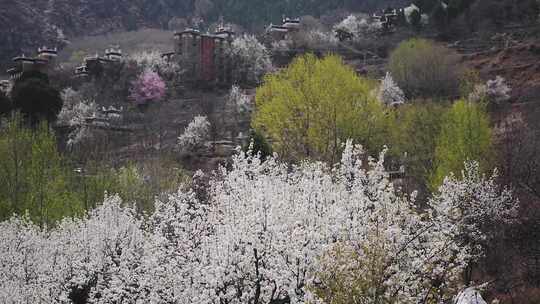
[129,69,166,105]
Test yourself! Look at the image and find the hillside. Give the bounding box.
[0,0,409,69]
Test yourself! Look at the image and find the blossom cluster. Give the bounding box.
[377,72,406,106]
[333,15,382,40]
[469,76,511,104]
[0,142,516,303]
[228,35,273,84]
[177,115,211,152]
[129,50,183,81]
[129,69,167,105]
[58,87,99,147]
[228,85,251,114]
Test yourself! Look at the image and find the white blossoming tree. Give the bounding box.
[228,85,251,114]
[469,76,511,104]
[378,72,406,106]
[486,76,511,104]
[430,161,517,258]
[228,35,273,85]
[333,15,382,40]
[129,50,183,82]
[57,88,99,147]
[0,143,517,304]
[177,115,211,152]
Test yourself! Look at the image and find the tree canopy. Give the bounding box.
[11,71,63,124]
[431,99,493,189]
[253,54,393,163]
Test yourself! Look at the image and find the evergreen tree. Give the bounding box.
[11,71,63,124]
[0,91,11,116]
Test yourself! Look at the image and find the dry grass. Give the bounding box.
[59,28,175,67]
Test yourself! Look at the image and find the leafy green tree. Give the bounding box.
[389,39,461,98]
[0,115,83,226]
[11,71,63,124]
[430,100,493,190]
[253,54,394,163]
[393,102,446,194]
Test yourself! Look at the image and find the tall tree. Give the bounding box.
[253,54,393,163]
[430,100,493,189]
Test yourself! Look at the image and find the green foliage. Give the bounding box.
[430,100,493,190]
[311,244,392,304]
[0,115,84,226]
[253,54,393,163]
[459,69,483,99]
[389,39,461,99]
[11,72,63,124]
[393,102,446,193]
[104,159,190,213]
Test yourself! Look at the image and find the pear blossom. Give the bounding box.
[0,143,516,303]
[378,72,406,105]
[58,87,99,147]
[228,35,273,84]
[177,115,211,151]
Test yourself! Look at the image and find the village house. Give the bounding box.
[75,47,123,78]
[265,17,301,41]
[6,46,58,81]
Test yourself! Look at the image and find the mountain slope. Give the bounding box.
[0,0,408,70]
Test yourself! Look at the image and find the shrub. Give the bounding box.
[389,38,462,98]
[11,71,63,123]
[253,54,394,163]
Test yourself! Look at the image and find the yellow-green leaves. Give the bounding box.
[253,54,392,163]
[431,100,493,190]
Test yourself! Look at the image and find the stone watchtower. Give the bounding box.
[173,25,234,86]
[174,28,203,81]
[213,25,235,84]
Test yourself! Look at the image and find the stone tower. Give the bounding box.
[173,25,234,86]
